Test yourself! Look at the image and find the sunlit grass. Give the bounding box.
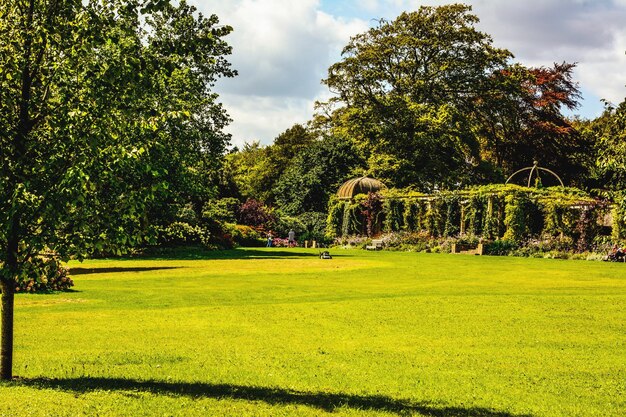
[1,248,624,416]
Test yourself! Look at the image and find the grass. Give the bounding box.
[1,248,624,416]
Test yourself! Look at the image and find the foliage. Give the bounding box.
[269,237,294,248]
[175,204,199,226]
[326,196,345,239]
[611,192,626,241]
[332,234,372,249]
[222,124,316,203]
[473,63,589,186]
[502,193,528,242]
[222,141,271,201]
[296,212,328,243]
[593,100,626,189]
[231,225,264,247]
[268,212,305,239]
[329,184,609,254]
[273,135,364,215]
[442,196,461,237]
[4,0,148,262]
[202,198,240,225]
[0,0,236,378]
[319,4,511,190]
[156,222,212,248]
[381,196,402,234]
[363,193,384,237]
[238,199,276,228]
[13,258,73,293]
[575,206,600,252]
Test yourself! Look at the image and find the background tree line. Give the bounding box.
[219,4,624,238]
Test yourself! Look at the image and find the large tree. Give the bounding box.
[274,135,364,215]
[0,0,235,379]
[473,62,588,185]
[223,124,316,203]
[319,4,511,190]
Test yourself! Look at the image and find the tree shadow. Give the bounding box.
[70,267,181,275]
[135,248,352,261]
[14,377,533,417]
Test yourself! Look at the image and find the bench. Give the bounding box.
[451,243,484,256]
[366,239,384,251]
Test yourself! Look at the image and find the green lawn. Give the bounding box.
[1,248,624,416]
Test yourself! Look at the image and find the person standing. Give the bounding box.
[288,229,296,247]
[266,231,273,247]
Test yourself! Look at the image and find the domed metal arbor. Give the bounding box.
[337,176,386,200]
[505,161,564,188]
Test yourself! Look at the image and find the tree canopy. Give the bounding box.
[313,4,590,191]
[0,0,235,379]
[319,4,512,190]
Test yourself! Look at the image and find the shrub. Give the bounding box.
[238,199,276,228]
[176,203,199,226]
[232,225,264,247]
[334,235,370,249]
[202,198,239,224]
[14,257,74,293]
[271,237,294,248]
[483,239,519,256]
[157,222,211,248]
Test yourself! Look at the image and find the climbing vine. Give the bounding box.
[328,184,612,251]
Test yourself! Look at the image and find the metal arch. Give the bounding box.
[536,167,565,187]
[505,162,564,188]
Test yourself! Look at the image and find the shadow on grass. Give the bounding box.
[70,266,180,275]
[14,377,532,417]
[135,247,352,261]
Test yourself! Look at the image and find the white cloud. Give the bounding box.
[218,93,315,148]
[193,0,367,144]
[470,0,626,116]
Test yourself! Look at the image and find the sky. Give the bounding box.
[190,0,626,147]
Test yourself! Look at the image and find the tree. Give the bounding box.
[592,100,626,189]
[222,124,316,203]
[319,4,511,190]
[274,135,364,215]
[223,141,272,201]
[0,0,235,379]
[473,62,589,185]
[269,124,316,168]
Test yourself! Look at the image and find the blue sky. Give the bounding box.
[193,0,626,146]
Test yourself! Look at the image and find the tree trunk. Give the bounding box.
[0,0,34,381]
[0,279,15,380]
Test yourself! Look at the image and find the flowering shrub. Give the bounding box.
[157,222,211,247]
[270,237,297,247]
[360,231,614,259]
[334,235,371,249]
[15,258,74,293]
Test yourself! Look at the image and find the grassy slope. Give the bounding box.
[0,248,624,416]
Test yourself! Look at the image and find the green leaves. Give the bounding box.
[0,0,235,271]
[320,4,511,190]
